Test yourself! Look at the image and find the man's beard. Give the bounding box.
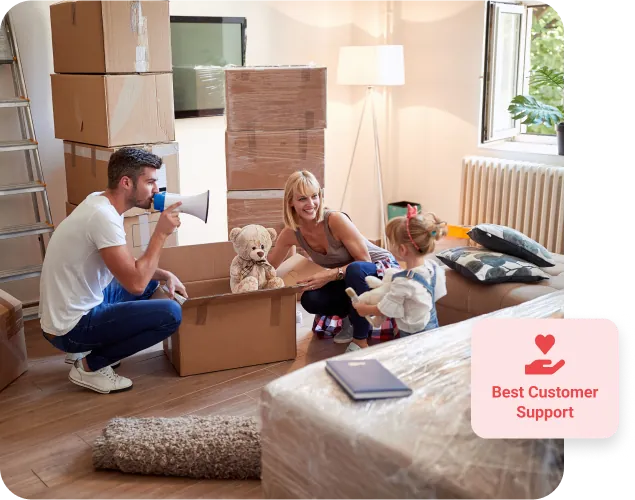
[128,189,152,210]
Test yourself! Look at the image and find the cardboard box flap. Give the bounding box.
[276,254,325,286]
[175,281,303,310]
[158,242,237,283]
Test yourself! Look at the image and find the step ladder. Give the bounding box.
[1,14,54,320]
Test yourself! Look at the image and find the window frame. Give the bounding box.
[480,1,534,144]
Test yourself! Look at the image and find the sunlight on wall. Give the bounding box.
[399,0,477,24]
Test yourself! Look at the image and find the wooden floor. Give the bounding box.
[0,305,348,499]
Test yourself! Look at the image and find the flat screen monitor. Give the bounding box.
[170,16,246,118]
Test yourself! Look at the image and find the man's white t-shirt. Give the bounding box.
[39,193,127,336]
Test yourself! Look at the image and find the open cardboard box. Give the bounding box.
[155,242,304,377]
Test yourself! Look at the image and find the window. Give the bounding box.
[481,2,564,144]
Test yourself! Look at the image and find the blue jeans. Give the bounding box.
[300,261,381,340]
[44,279,182,371]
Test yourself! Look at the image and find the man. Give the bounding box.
[39,148,187,394]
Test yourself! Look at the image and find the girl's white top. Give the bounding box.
[377,260,447,334]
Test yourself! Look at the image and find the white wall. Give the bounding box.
[389,0,564,224]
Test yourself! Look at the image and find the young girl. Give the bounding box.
[353,205,448,337]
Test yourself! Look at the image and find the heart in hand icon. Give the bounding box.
[535,334,555,355]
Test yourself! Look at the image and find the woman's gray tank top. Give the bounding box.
[294,210,393,268]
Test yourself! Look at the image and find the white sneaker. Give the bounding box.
[345,342,362,353]
[68,362,133,394]
[65,352,120,369]
[333,317,354,344]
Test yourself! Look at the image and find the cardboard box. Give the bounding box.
[225,66,327,132]
[51,73,175,147]
[0,289,28,393]
[65,202,177,258]
[227,190,285,237]
[225,130,324,190]
[50,0,172,74]
[156,242,301,376]
[64,142,180,206]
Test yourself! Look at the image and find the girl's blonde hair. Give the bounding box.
[283,170,325,230]
[385,210,448,255]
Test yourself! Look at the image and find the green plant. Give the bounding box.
[508,67,564,128]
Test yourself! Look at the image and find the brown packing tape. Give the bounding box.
[299,131,308,160]
[196,306,207,325]
[0,294,23,341]
[248,133,257,156]
[305,111,315,129]
[270,296,281,327]
[91,146,97,178]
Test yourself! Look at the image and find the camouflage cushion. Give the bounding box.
[467,224,556,267]
[437,246,551,284]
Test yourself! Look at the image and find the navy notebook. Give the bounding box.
[325,359,413,401]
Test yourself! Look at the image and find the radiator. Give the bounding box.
[459,156,564,254]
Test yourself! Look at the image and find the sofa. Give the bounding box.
[430,237,564,326]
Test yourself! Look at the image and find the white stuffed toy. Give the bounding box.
[345,268,400,328]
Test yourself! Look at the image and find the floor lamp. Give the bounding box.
[337,45,405,247]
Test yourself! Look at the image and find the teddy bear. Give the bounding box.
[345,268,400,327]
[229,224,285,294]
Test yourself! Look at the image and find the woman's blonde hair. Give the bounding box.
[385,210,448,255]
[283,170,325,230]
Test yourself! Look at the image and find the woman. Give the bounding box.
[268,171,400,352]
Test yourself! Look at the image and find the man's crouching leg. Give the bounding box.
[68,299,182,394]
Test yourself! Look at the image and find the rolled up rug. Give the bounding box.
[93,415,261,480]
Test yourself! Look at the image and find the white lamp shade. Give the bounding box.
[336,45,405,86]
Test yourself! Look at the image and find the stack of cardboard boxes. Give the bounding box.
[224,66,327,238]
[49,0,179,257]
